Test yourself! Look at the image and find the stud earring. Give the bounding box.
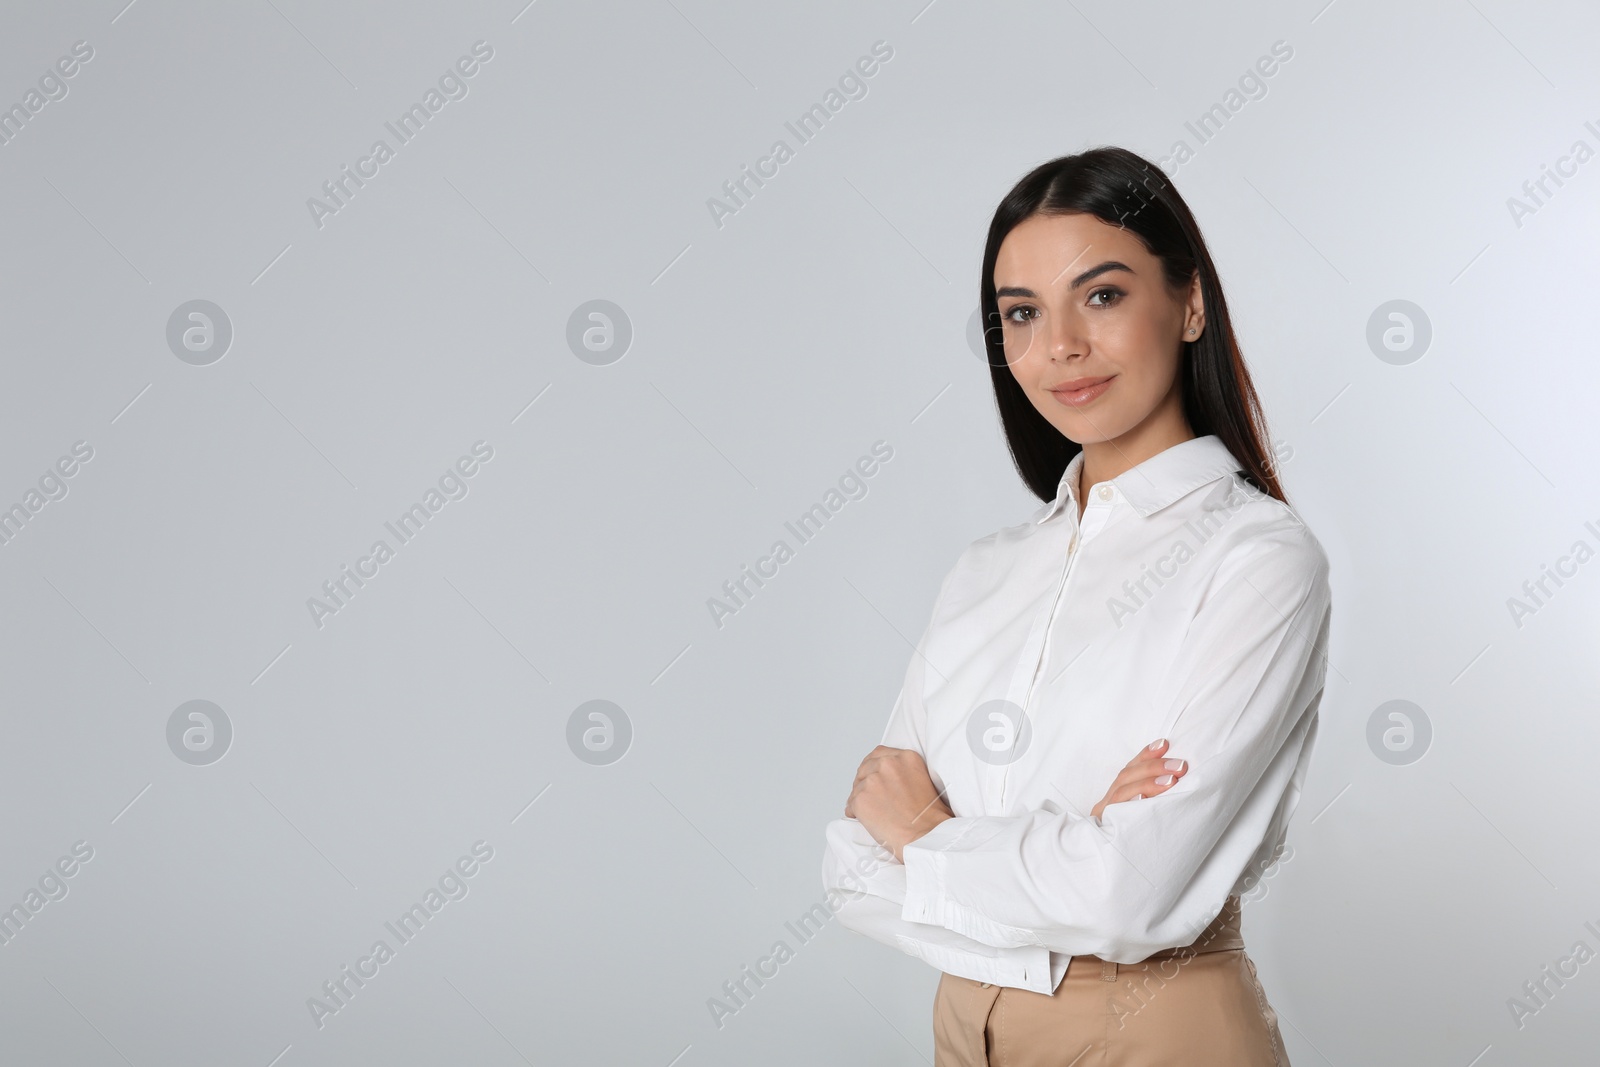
[1187,328,1196,335]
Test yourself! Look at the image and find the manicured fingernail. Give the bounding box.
[1155,774,1174,786]
[1134,793,1144,800]
[1164,759,1185,772]
[1148,739,1165,751]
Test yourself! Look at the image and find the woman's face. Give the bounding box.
[994,211,1203,450]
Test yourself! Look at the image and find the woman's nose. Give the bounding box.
[1042,311,1087,361]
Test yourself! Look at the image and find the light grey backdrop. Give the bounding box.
[2,0,1597,1063]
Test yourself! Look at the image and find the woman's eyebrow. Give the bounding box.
[996,261,1136,299]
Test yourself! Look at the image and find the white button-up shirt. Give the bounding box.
[821,434,1332,994]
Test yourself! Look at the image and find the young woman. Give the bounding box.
[820,145,1332,1065]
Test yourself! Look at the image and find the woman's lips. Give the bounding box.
[1049,375,1115,407]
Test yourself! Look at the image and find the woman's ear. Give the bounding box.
[1184,272,1206,339]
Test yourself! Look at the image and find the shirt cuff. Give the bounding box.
[901,816,1048,951]
[900,815,968,923]
[833,893,1057,993]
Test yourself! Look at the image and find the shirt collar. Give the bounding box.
[1034,434,1246,523]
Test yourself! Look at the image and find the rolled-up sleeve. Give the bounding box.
[899,526,1332,963]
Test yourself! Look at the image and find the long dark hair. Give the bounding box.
[979,146,1286,505]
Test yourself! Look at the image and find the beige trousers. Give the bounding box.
[932,896,1290,1066]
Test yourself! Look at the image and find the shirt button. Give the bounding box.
[1097,485,1113,501]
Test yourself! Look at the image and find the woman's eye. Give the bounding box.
[1003,305,1036,324]
[1088,287,1124,308]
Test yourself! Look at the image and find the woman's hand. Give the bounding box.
[845,745,955,862]
[1091,738,1188,823]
